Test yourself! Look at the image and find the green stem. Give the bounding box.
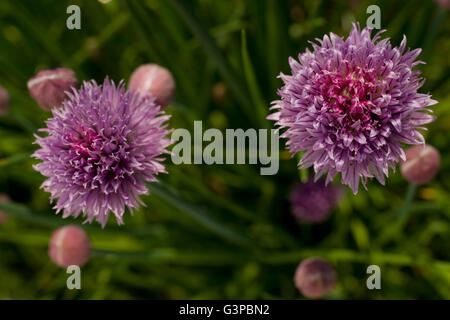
[165,0,255,126]
[92,248,247,266]
[259,249,448,269]
[422,8,446,61]
[0,152,32,169]
[374,184,417,247]
[9,112,38,134]
[0,201,166,237]
[397,184,417,219]
[241,29,269,129]
[146,181,255,248]
[174,169,300,248]
[93,247,449,269]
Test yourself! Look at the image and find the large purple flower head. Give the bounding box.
[33,78,170,227]
[269,23,437,194]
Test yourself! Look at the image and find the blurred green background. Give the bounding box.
[0,0,449,299]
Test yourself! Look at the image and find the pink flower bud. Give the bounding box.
[435,0,450,9]
[49,225,92,267]
[0,85,10,116]
[400,144,440,185]
[294,257,337,299]
[0,194,10,225]
[129,64,175,107]
[27,68,78,111]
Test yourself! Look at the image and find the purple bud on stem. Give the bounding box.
[294,257,337,299]
[129,64,175,108]
[400,144,440,185]
[27,68,78,110]
[49,225,92,267]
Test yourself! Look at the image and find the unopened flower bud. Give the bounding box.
[27,68,78,110]
[435,0,450,9]
[212,82,227,104]
[0,85,10,116]
[289,179,342,224]
[400,144,440,185]
[49,225,92,267]
[0,194,10,225]
[294,257,337,299]
[129,64,175,107]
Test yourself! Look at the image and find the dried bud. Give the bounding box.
[294,257,337,299]
[129,64,175,107]
[0,194,10,225]
[0,85,10,116]
[289,179,342,224]
[49,225,92,267]
[27,68,78,110]
[400,144,440,185]
[212,82,227,104]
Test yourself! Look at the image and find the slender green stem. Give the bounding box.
[422,8,446,61]
[173,169,300,248]
[397,184,417,219]
[176,170,258,222]
[9,112,38,134]
[146,181,255,248]
[260,248,449,269]
[68,13,130,68]
[374,184,417,246]
[0,152,32,169]
[92,247,449,269]
[165,0,256,126]
[241,29,269,129]
[92,248,248,266]
[296,152,308,182]
[0,201,166,237]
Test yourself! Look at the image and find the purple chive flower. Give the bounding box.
[269,23,437,194]
[33,78,170,227]
[289,179,342,224]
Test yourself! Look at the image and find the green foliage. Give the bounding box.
[0,0,449,299]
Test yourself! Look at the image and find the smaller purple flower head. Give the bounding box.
[289,179,342,224]
[33,78,171,227]
[269,23,437,194]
